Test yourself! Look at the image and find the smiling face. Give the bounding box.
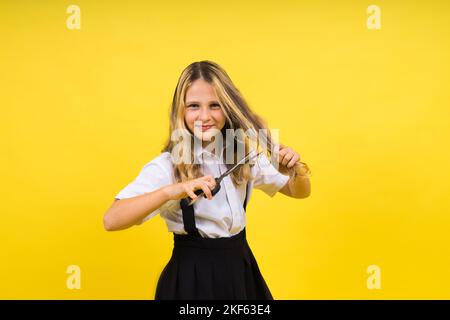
[184,78,226,147]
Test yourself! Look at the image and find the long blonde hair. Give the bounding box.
[162,60,309,186]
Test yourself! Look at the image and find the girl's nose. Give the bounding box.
[198,106,212,121]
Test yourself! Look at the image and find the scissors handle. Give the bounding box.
[179,150,261,207]
[193,178,221,197]
[181,177,221,207]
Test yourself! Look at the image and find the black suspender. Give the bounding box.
[180,182,249,237]
[243,181,249,211]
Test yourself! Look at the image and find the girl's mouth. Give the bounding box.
[200,125,214,132]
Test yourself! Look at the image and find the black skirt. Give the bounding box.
[155,228,273,300]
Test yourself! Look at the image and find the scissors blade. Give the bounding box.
[217,150,262,182]
[187,150,262,206]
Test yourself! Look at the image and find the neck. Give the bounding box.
[202,140,213,149]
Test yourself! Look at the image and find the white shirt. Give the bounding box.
[114,148,290,238]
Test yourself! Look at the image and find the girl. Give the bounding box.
[103,60,311,300]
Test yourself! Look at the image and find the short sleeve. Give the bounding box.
[114,153,173,221]
[252,153,290,197]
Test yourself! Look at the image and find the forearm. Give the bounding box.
[103,185,172,231]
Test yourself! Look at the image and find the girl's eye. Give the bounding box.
[187,104,220,109]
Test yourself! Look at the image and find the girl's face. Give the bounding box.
[184,78,226,146]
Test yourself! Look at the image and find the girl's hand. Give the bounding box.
[164,175,217,201]
[275,143,302,176]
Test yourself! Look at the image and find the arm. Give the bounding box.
[103,175,216,231]
[103,187,171,231]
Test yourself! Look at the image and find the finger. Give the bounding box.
[199,182,213,199]
[206,180,216,189]
[282,151,294,166]
[278,146,288,157]
[190,182,205,196]
[184,185,198,200]
[203,175,216,187]
[287,153,300,168]
[276,149,287,163]
[201,175,215,184]
[199,178,212,188]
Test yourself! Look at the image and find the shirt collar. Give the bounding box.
[193,143,224,163]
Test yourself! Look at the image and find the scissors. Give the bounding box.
[180,150,262,207]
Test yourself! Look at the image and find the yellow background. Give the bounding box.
[1,0,450,299]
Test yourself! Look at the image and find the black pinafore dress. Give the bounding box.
[155,183,273,300]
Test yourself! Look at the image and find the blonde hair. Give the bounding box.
[162,60,310,186]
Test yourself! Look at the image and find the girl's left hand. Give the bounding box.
[276,143,301,176]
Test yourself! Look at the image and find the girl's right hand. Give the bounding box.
[164,175,217,201]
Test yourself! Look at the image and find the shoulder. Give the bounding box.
[140,151,174,180]
[250,152,290,197]
[251,152,276,175]
[145,151,172,168]
[114,152,175,201]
